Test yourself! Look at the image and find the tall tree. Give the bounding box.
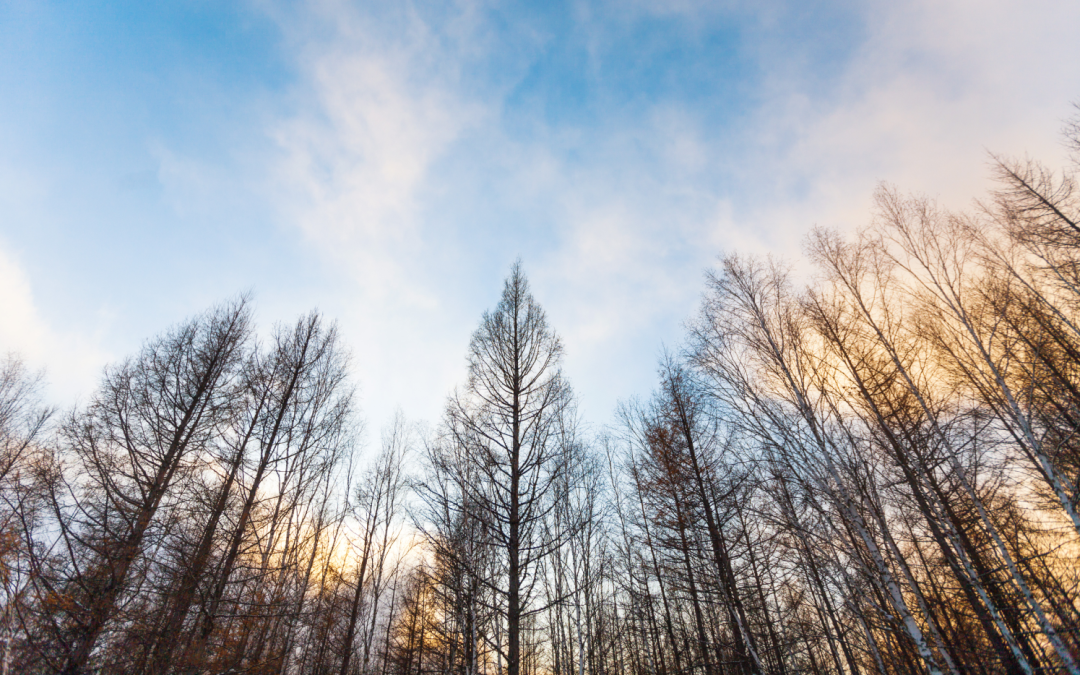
[441,261,576,675]
[51,298,251,675]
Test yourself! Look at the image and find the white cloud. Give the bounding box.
[0,243,110,405]
[735,0,1080,254]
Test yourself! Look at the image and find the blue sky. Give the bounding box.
[2,0,1079,437]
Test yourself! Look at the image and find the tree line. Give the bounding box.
[1,114,1079,675]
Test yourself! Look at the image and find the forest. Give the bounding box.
[2,116,1080,675]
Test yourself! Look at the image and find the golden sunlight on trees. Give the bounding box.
[1,111,1080,675]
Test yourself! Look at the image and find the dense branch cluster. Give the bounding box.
[1,117,1080,675]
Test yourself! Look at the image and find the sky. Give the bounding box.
[1,0,1079,440]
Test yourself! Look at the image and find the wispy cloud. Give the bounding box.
[253,0,1080,426]
[262,1,500,426]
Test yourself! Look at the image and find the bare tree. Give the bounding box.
[439,261,576,675]
[184,311,354,673]
[0,357,52,675]
[43,298,251,675]
[340,415,410,675]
